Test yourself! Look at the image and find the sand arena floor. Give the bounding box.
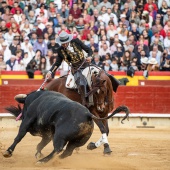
[0,126,170,170]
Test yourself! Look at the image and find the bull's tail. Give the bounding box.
[5,105,22,118]
[91,105,130,124]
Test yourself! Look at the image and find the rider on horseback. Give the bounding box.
[46,31,93,106]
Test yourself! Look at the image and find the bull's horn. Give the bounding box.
[14,94,27,100]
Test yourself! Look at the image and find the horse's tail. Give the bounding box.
[90,105,130,124]
[5,105,22,118]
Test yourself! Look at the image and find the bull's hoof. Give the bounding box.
[75,147,80,153]
[3,150,12,158]
[103,143,112,155]
[87,142,97,150]
[35,152,44,159]
[36,161,45,165]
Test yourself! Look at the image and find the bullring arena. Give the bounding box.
[0,71,170,170]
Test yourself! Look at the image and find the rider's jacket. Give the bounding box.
[50,38,93,73]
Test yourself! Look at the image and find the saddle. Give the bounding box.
[65,66,101,90]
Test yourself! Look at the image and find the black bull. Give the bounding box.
[3,90,129,163]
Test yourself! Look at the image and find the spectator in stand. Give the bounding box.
[164,20,170,34]
[29,31,38,46]
[69,2,82,23]
[98,0,112,10]
[164,32,170,49]
[151,32,164,44]
[27,10,36,24]
[35,3,48,18]
[103,8,118,27]
[149,46,162,66]
[91,9,99,26]
[21,36,33,53]
[20,52,32,70]
[112,3,121,19]
[102,60,112,72]
[82,9,91,24]
[38,9,48,25]
[1,8,12,22]
[160,55,170,71]
[0,20,9,34]
[90,29,98,44]
[122,50,131,68]
[48,36,60,57]
[65,14,75,29]
[81,23,91,40]
[33,49,43,66]
[92,55,103,68]
[158,0,170,11]
[135,39,150,57]
[144,0,158,12]
[26,59,38,78]
[112,43,124,63]
[36,17,45,31]
[6,55,19,71]
[90,0,100,11]
[150,37,164,52]
[10,1,23,15]
[0,1,8,15]
[1,41,12,62]
[120,14,129,28]
[0,54,6,71]
[38,57,47,79]
[99,43,111,61]
[163,8,170,25]
[141,57,149,71]
[142,10,153,28]
[122,3,132,20]
[4,28,14,45]
[33,35,48,57]
[147,58,159,71]
[110,58,119,71]
[58,3,69,23]
[131,23,140,40]
[106,21,117,40]
[13,8,23,24]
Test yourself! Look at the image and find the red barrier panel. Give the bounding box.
[114,86,170,113]
[0,85,170,113]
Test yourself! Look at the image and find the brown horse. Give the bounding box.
[46,69,129,154]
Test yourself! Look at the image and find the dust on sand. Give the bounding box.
[0,127,170,170]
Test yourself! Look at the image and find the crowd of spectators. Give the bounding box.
[0,0,170,79]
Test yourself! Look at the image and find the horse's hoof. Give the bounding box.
[35,152,44,159]
[87,142,97,150]
[103,143,112,155]
[3,150,12,158]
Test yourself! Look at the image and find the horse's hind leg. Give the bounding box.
[35,135,51,159]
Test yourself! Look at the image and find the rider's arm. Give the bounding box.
[75,38,93,59]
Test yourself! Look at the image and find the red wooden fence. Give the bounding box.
[0,82,170,113]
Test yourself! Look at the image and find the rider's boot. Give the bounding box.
[79,85,89,107]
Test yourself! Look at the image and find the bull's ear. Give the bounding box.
[14,94,27,104]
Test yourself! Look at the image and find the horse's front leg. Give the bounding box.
[87,119,112,155]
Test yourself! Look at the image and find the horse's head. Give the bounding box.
[91,73,107,112]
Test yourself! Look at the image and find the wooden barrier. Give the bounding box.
[0,84,170,114]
